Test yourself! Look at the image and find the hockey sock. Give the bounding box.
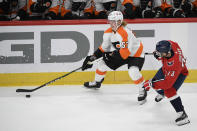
[170,96,184,113]
[95,69,106,82]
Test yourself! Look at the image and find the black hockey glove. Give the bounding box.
[103,51,125,70]
[153,51,161,59]
[82,48,104,71]
[82,55,97,71]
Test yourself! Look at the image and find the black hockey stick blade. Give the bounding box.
[16,88,34,92]
[145,52,153,55]
[16,67,82,93]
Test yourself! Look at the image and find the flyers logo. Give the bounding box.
[115,41,128,49]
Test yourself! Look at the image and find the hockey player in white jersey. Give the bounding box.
[82,11,147,104]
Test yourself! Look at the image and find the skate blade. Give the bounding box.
[139,99,147,105]
[176,119,190,126]
[83,86,99,90]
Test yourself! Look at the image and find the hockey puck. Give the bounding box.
[26,95,31,98]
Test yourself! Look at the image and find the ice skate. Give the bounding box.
[84,78,104,89]
[175,111,190,126]
[138,88,147,105]
[155,94,165,102]
[84,81,102,89]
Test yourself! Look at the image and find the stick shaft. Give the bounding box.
[16,58,103,93]
[145,52,153,55]
[16,67,82,93]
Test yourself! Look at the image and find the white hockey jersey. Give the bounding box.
[99,25,144,59]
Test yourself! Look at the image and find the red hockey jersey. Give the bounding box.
[153,40,189,90]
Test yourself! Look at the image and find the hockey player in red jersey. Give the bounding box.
[143,40,190,126]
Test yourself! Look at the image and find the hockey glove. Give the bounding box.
[153,51,161,59]
[143,80,153,91]
[82,55,97,71]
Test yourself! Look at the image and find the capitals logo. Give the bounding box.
[167,61,174,66]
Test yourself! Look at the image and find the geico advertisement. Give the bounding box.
[0,23,196,73]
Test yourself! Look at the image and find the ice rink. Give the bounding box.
[0,83,197,131]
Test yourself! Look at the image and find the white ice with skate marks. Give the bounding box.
[0,83,196,131]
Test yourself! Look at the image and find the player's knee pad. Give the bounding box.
[128,66,142,81]
[164,87,177,98]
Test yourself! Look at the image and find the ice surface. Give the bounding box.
[0,83,197,131]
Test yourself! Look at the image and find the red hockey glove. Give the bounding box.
[143,80,153,91]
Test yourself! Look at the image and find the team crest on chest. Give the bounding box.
[167,61,174,66]
[112,41,128,49]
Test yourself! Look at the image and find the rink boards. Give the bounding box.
[0,70,197,86]
[0,18,197,86]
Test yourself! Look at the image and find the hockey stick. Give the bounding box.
[16,67,82,93]
[16,57,103,93]
[145,52,153,55]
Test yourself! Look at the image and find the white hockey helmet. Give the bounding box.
[108,11,123,31]
[108,11,123,23]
